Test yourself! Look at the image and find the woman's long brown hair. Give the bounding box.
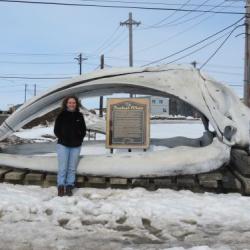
[60,95,82,113]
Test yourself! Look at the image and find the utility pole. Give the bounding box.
[34,84,37,96]
[120,13,141,98]
[99,54,104,117]
[244,0,250,107]
[120,12,141,67]
[24,84,27,102]
[74,53,88,75]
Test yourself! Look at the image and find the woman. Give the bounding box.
[54,95,86,197]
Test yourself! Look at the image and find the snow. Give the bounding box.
[12,122,207,156]
[0,121,246,249]
[150,123,205,139]
[0,183,249,249]
[0,136,230,177]
[78,144,168,156]
[14,125,55,141]
[0,64,249,249]
[12,107,106,142]
[81,107,106,133]
[13,122,206,142]
[0,122,230,177]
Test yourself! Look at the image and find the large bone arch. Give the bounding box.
[0,65,249,148]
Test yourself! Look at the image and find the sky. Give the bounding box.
[0,0,246,111]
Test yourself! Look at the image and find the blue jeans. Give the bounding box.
[56,143,81,187]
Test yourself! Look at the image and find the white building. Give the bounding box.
[150,96,170,116]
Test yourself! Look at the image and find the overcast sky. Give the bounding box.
[0,0,245,110]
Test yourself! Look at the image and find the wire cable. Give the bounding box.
[104,32,128,54]
[142,17,244,66]
[148,0,212,29]
[97,30,127,54]
[0,52,77,56]
[92,25,121,54]
[155,1,226,29]
[128,1,237,56]
[0,0,245,14]
[163,29,236,65]
[140,0,193,30]
[77,0,244,8]
[0,76,72,79]
[0,61,74,65]
[199,26,240,69]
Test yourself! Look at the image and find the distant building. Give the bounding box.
[147,96,198,117]
[8,104,22,114]
[150,96,170,115]
[169,97,198,117]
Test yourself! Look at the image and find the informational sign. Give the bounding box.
[106,98,150,149]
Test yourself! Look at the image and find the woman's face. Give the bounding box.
[66,98,77,111]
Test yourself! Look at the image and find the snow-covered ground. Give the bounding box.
[0,184,249,250]
[1,122,245,249]
[0,121,229,178]
[10,122,207,156]
[13,125,55,141]
[13,122,206,141]
[10,122,212,157]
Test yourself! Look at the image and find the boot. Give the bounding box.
[58,185,64,197]
[65,185,73,196]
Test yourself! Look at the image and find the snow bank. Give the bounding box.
[0,138,230,177]
[0,183,249,249]
[12,123,205,142]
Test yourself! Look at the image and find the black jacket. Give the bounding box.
[54,110,87,147]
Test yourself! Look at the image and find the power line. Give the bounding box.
[0,60,99,66]
[0,76,72,79]
[142,17,244,66]
[0,61,74,65]
[156,1,226,28]
[97,30,127,54]
[92,26,121,54]
[130,1,237,55]
[0,0,245,14]
[104,32,128,54]
[78,0,244,8]
[199,26,239,69]
[139,0,193,30]
[0,51,104,60]
[0,50,152,63]
[0,52,77,56]
[163,29,235,65]
[147,0,212,29]
[0,73,76,76]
